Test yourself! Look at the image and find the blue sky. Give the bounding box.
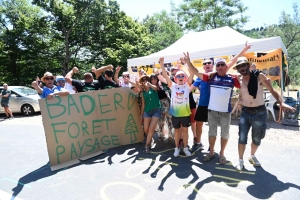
[116,0,296,30]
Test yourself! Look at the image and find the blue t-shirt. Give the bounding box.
[39,86,61,99]
[193,78,209,106]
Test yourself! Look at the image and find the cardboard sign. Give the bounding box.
[39,88,143,168]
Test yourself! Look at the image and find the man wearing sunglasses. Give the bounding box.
[94,65,120,89]
[114,69,132,88]
[32,72,69,99]
[184,42,251,164]
[233,57,296,171]
[190,58,214,153]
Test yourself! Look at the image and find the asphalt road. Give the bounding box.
[0,114,300,200]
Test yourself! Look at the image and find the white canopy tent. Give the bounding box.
[127,26,287,66]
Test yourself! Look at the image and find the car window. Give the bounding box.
[13,87,38,96]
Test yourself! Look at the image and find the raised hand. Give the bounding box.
[244,41,252,51]
[91,66,96,73]
[180,57,186,64]
[73,67,79,73]
[159,57,164,65]
[183,52,191,64]
[107,64,114,70]
[116,66,122,73]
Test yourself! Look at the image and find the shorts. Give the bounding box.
[194,106,208,122]
[144,108,162,119]
[238,106,267,146]
[208,110,231,140]
[190,108,196,123]
[1,102,9,107]
[172,116,191,129]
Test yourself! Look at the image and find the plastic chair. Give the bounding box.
[265,95,277,121]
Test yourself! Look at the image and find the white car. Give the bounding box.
[0,86,40,116]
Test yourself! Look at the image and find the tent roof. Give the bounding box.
[128,26,287,66]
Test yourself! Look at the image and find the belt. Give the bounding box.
[242,105,266,113]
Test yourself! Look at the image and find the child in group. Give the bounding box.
[159,57,192,157]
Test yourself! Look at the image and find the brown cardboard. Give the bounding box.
[39,88,143,169]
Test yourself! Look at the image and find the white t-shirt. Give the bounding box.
[65,82,76,94]
[169,82,191,117]
[120,81,132,88]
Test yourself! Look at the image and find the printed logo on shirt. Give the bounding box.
[83,87,96,91]
[175,90,185,99]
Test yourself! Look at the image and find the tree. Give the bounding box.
[175,0,249,31]
[0,0,52,85]
[142,10,184,52]
[262,3,300,85]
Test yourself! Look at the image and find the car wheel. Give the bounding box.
[21,104,34,116]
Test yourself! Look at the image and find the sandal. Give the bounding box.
[219,156,227,165]
[145,146,151,153]
[203,154,215,162]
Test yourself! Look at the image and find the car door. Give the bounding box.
[8,90,20,112]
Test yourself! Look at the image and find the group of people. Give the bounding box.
[127,42,295,171]
[30,42,295,171]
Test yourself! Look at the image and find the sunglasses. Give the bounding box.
[57,80,65,83]
[45,77,54,81]
[203,62,211,65]
[216,63,226,67]
[123,75,129,78]
[236,63,249,69]
[177,75,185,78]
[142,78,148,82]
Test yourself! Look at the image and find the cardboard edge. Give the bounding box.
[79,150,105,161]
[50,159,80,171]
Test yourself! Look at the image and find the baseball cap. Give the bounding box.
[215,58,226,65]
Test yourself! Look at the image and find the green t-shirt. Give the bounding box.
[142,88,161,112]
[1,89,11,104]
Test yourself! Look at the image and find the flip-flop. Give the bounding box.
[203,154,215,162]
[219,156,227,165]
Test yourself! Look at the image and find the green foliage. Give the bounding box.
[175,0,249,31]
[0,0,53,86]
[142,10,184,52]
[244,3,300,86]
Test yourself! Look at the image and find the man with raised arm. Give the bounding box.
[184,45,251,165]
[233,57,295,170]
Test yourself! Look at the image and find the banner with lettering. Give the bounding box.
[39,88,143,167]
[244,49,282,82]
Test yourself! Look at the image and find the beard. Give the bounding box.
[238,66,251,76]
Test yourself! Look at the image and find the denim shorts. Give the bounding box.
[238,106,267,146]
[144,108,162,119]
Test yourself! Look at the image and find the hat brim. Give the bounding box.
[41,75,55,82]
[233,61,250,70]
[139,75,149,84]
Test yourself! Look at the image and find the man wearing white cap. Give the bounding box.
[114,69,132,88]
[183,42,252,164]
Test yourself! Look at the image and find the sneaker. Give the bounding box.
[4,116,9,120]
[9,116,14,120]
[191,143,204,153]
[183,147,191,157]
[145,146,151,153]
[174,148,180,157]
[236,159,244,171]
[249,155,261,167]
